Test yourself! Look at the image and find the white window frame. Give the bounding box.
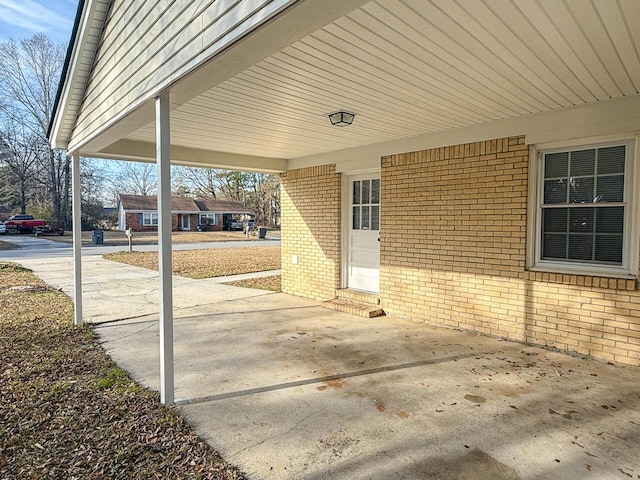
[527,134,639,279]
[199,213,217,225]
[351,178,380,232]
[142,212,158,226]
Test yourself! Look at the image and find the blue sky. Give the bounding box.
[0,0,78,45]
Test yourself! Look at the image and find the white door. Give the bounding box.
[181,214,190,231]
[348,175,380,292]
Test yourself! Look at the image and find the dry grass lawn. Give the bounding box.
[48,230,261,246]
[104,246,280,279]
[0,262,244,479]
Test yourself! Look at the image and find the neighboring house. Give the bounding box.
[117,194,250,232]
[194,198,253,231]
[49,1,640,402]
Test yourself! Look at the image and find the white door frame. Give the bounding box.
[341,168,381,291]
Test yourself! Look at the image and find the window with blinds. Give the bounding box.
[540,144,627,266]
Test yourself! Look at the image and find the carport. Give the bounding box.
[49,0,640,409]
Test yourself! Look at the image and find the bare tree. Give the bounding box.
[0,116,41,213]
[173,166,217,198]
[214,170,250,201]
[115,161,157,196]
[244,173,280,226]
[173,167,281,226]
[0,34,67,224]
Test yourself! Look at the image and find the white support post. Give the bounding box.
[156,93,174,406]
[71,152,83,326]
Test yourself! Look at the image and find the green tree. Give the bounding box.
[171,167,281,226]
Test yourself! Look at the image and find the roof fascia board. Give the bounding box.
[90,139,287,173]
[50,0,110,150]
[124,209,200,213]
[48,0,86,147]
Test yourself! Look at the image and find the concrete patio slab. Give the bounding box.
[8,255,640,479]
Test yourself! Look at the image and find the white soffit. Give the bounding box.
[125,0,640,160]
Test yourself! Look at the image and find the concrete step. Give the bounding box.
[321,298,384,318]
[335,288,380,305]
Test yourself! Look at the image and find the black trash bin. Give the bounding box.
[258,227,267,239]
[92,229,104,245]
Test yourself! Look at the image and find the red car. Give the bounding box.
[4,214,46,234]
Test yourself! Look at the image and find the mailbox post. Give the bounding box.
[125,228,133,253]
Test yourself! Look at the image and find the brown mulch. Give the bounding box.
[225,275,281,292]
[104,247,281,279]
[0,262,245,479]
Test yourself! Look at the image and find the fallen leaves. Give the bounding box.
[0,262,245,479]
[464,394,487,404]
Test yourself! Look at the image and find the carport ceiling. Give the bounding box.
[125,0,640,160]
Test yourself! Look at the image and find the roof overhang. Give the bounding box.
[49,0,111,150]
[52,0,640,171]
[97,140,287,173]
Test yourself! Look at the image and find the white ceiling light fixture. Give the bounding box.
[327,110,356,127]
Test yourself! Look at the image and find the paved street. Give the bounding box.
[0,232,280,259]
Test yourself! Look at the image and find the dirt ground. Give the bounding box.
[225,275,281,291]
[0,240,20,251]
[104,246,281,279]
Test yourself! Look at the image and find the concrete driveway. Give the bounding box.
[7,255,640,479]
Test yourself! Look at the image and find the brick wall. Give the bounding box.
[200,221,223,231]
[281,165,341,300]
[197,214,223,231]
[125,212,226,231]
[125,212,180,232]
[381,135,640,366]
[174,214,199,231]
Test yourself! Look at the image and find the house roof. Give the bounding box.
[119,195,199,213]
[119,195,250,214]
[195,199,251,214]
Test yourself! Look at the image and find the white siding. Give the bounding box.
[118,203,126,231]
[70,0,293,150]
